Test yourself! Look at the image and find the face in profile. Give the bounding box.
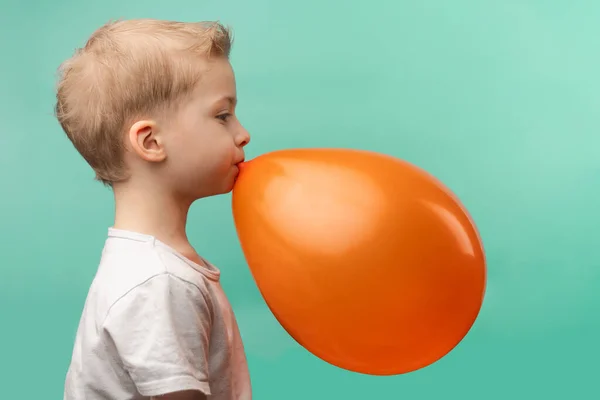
[162,58,251,199]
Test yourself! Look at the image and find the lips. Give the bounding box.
[234,159,245,176]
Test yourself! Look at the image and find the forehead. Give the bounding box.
[196,58,236,94]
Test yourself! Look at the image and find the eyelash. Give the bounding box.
[216,113,233,123]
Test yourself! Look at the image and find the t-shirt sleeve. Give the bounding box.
[102,273,213,397]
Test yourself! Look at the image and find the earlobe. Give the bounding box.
[128,120,167,163]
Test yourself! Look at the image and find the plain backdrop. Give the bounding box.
[1,0,599,398]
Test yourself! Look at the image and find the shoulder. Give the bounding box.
[92,238,216,324]
[104,272,214,328]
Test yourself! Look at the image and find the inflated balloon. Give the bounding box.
[232,148,486,375]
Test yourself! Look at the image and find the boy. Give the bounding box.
[55,19,251,399]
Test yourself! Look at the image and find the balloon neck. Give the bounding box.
[238,159,252,172]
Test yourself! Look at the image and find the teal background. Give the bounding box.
[1,0,598,398]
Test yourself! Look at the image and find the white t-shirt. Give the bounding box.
[64,228,251,399]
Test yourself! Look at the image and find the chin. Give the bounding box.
[208,180,236,197]
[223,180,236,194]
[198,171,237,198]
[223,170,239,193]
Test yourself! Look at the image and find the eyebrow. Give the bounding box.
[219,95,237,106]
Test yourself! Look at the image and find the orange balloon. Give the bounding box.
[232,148,486,375]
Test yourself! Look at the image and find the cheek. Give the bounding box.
[214,136,236,163]
[215,146,236,173]
[198,140,235,174]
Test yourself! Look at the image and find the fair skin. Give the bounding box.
[112,57,250,265]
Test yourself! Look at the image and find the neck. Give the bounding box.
[112,180,199,261]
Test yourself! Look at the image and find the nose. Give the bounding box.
[236,124,251,147]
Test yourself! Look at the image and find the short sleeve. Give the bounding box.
[102,273,213,397]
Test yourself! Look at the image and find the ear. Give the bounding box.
[127,120,167,163]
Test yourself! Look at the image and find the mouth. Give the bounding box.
[234,159,245,179]
[234,157,245,170]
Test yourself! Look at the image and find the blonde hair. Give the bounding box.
[55,19,233,185]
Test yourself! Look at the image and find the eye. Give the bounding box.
[216,113,233,123]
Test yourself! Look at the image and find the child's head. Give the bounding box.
[55,19,250,199]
